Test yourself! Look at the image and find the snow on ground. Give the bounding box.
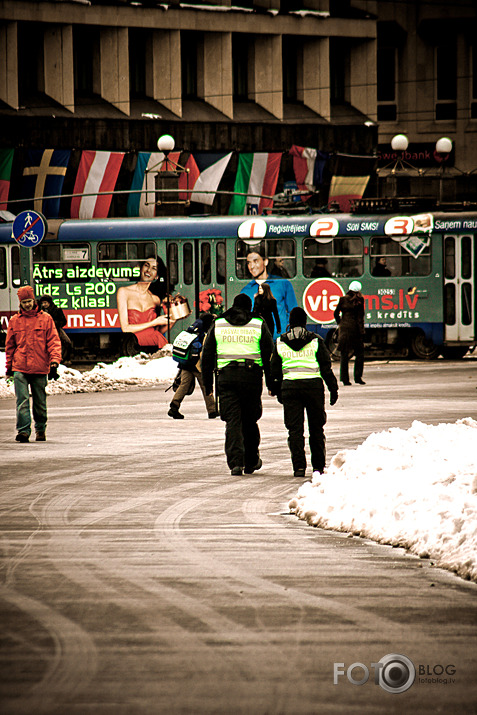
[1,350,476,583]
[0,349,178,398]
[289,418,477,583]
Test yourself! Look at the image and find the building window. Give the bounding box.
[472,43,477,119]
[377,45,397,122]
[330,38,348,104]
[74,26,98,97]
[283,36,299,103]
[129,29,147,99]
[233,36,250,101]
[435,43,457,121]
[18,23,43,103]
[182,32,199,100]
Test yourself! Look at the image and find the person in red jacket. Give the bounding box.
[5,285,62,443]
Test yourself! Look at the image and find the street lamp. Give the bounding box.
[157,134,176,171]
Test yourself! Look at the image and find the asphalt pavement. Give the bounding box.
[1,360,476,715]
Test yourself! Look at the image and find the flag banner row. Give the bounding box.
[0,146,375,219]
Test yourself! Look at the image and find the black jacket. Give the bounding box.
[333,293,365,339]
[201,304,274,393]
[270,326,338,396]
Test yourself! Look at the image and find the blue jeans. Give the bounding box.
[14,372,48,437]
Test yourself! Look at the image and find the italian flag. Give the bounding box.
[229,153,282,215]
[0,149,14,210]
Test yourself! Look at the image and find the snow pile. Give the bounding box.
[0,351,179,397]
[289,419,477,582]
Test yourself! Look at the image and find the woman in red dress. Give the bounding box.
[116,258,174,348]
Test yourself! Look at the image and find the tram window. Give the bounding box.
[370,237,431,277]
[0,248,5,289]
[461,236,472,280]
[216,241,225,284]
[462,283,472,325]
[168,243,178,287]
[12,245,20,286]
[183,242,193,285]
[32,243,91,283]
[444,283,456,325]
[97,241,156,281]
[303,237,363,278]
[201,243,211,285]
[444,237,456,279]
[235,239,296,279]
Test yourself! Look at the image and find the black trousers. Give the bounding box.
[218,377,263,471]
[281,384,327,474]
[338,334,364,383]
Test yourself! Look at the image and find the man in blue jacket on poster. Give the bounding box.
[240,247,298,339]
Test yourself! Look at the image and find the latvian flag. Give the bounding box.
[127,151,181,217]
[229,153,282,215]
[71,150,124,219]
[328,153,376,212]
[22,149,71,218]
[178,152,232,205]
[289,145,328,198]
[0,149,14,211]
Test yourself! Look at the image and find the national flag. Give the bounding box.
[289,145,328,198]
[71,150,125,219]
[21,149,71,218]
[127,151,181,217]
[328,153,376,212]
[0,149,14,210]
[229,153,282,215]
[178,152,233,205]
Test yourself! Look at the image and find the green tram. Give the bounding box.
[0,209,475,360]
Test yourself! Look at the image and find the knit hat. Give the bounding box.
[349,281,362,293]
[17,285,35,301]
[233,293,252,311]
[289,307,308,327]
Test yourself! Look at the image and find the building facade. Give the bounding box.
[1,0,477,215]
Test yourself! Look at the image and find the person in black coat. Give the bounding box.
[253,283,281,338]
[39,294,73,363]
[333,281,366,386]
[270,307,338,478]
[202,293,274,476]
[372,256,391,277]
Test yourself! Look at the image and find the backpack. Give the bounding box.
[172,329,201,369]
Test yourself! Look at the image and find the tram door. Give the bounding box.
[165,239,227,337]
[443,234,474,342]
[0,243,20,339]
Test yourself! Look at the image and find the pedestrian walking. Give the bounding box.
[5,285,62,443]
[39,294,73,363]
[253,283,281,338]
[333,280,366,386]
[270,307,338,478]
[202,293,274,476]
[168,312,218,420]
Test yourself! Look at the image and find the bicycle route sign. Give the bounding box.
[12,210,48,248]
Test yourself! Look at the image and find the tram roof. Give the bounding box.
[1,211,477,245]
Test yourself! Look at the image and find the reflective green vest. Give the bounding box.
[215,317,263,369]
[276,338,321,381]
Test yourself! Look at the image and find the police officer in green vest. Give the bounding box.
[202,293,274,476]
[270,307,338,478]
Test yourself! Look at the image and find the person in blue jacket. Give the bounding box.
[240,247,298,340]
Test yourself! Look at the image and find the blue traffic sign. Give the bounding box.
[12,210,47,248]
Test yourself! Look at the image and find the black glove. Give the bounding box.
[48,365,59,381]
[6,369,13,377]
[330,391,338,406]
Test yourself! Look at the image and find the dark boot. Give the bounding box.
[168,405,184,419]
